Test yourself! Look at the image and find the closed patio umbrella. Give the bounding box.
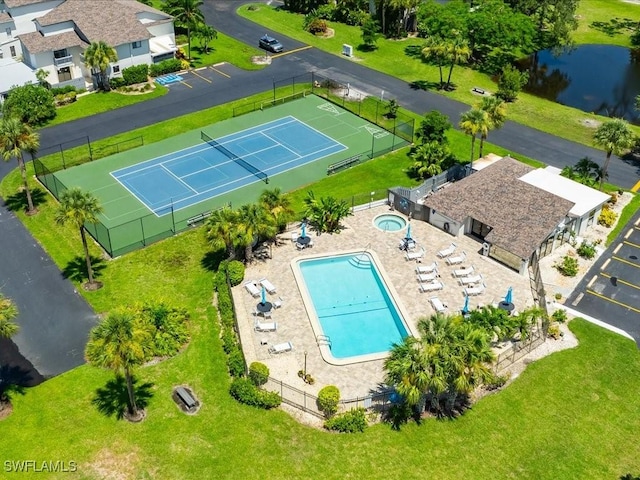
[505,287,513,305]
[405,223,412,240]
[462,295,470,315]
[301,222,307,239]
[261,286,267,305]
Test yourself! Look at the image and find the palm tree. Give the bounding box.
[85,310,150,419]
[205,207,241,259]
[0,294,19,339]
[459,108,489,166]
[55,188,104,289]
[384,336,429,409]
[410,142,447,179]
[477,96,507,158]
[0,116,40,214]
[237,203,276,263]
[593,119,636,191]
[196,24,217,53]
[259,188,294,233]
[164,0,205,60]
[444,37,470,91]
[303,192,352,234]
[422,36,448,89]
[83,41,118,91]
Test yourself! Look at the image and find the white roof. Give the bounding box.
[519,167,611,217]
[471,153,503,171]
[0,58,38,95]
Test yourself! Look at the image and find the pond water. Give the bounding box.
[518,45,640,124]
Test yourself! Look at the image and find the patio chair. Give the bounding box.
[290,231,298,243]
[296,242,306,250]
[459,274,483,286]
[273,296,284,309]
[437,243,457,258]
[419,281,444,293]
[429,297,447,313]
[307,239,314,248]
[452,265,474,278]
[405,247,425,262]
[465,283,486,296]
[417,272,439,283]
[254,319,277,332]
[259,278,277,294]
[269,341,293,354]
[416,261,438,274]
[244,281,261,297]
[446,251,466,265]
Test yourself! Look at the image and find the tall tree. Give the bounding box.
[421,36,448,89]
[459,108,488,166]
[0,294,19,339]
[477,96,507,158]
[416,110,452,145]
[593,119,636,191]
[196,24,217,54]
[0,116,40,214]
[506,0,578,51]
[303,191,352,234]
[55,188,104,289]
[444,37,470,90]
[164,0,205,59]
[237,203,276,263]
[85,311,150,420]
[205,207,241,259]
[83,41,118,91]
[409,142,450,179]
[260,188,295,233]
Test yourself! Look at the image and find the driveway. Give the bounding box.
[566,208,640,344]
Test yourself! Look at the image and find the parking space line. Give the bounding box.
[587,289,640,313]
[612,255,640,269]
[587,275,598,288]
[623,240,640,249]
[625,229,633,239]
[614,243,623,254]
[271,45,313,58]
[632,179,640,192]
[209,66,231,78]
[601,258,611,270]
[180,81,192,88]
[190,70,212,83]
[601,272,640,291]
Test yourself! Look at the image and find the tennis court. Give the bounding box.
[49,94,410,256]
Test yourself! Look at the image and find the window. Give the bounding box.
[5,27,11,38]
[132,41,141,49]
[587,209,596,227]
[112,65,120,73]
[53,48,68,59]
[58,67,71,82]
[9,45,15,57]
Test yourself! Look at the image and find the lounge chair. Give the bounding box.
[290,231,298,243]
[459,274,483,286]
[260,278,277,294]
[269,341,293,354]
[273,296,284,309]
[437,243,457,258]
[254,319,277,332]
[416,261,437,274]
[296,242,306,250]
[417,272,439,283]
[419,281,444,293]
[244,281,261,297]
[465,283,486,296]
[452,265,474,278]
[405,247,425,261]
[446,251,466,265]
[429,297,447,313]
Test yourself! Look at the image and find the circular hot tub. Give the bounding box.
[373,213,407,232]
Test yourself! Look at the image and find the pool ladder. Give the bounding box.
[316,335,332,348]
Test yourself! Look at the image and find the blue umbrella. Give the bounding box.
[505,287,513,305]
[462,295,470,315]
[301,222,307,239]
[261,286,267,305]
[405,223,412,240]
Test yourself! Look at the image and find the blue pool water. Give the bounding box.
[298,253,409,359]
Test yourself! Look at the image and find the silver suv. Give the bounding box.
[259,34,283,53]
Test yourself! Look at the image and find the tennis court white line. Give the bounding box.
[160,164,198,194]
[215,117,299,147]
[206,116,298,147]
[259,131,299,159]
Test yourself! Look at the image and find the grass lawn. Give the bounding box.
[574,0,640,45]
[237,2,640,148]
[186,32,266,71]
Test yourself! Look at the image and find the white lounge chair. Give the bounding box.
[244,281,261,297]
[405,247,425,261]
[260,278,277,294]
[296,242,306,250]
[446,251,466,265]
[437,243,457,258]
[290,231,298,243]
[254,319,277,332]
[452,265,474,278]
[273,296,284,309]
[465,283,486,296]
[416,261,437,274]
[417,272,439,283]
[459,274,483,286]
[429,297,447,313]
[269,341,293,354]
[419,281,444,293]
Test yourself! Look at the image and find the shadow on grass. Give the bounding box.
[404,44,424,59]
[200,249,227,272]
[92,376,154,420]
[589,18,636,37]
[356,44,378,53]
[2,187,48,212]
[61,255,106,282]
[409,80,441,91]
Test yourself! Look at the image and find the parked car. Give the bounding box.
[259,34,284,53]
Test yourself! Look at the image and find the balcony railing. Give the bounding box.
[53,55,73,67]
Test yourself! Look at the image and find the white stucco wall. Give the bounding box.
[429,210,460,237]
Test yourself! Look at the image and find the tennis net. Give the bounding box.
[200,131,269,184]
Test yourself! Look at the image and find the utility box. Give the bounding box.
[342,44,353,57]
[482,242,490,256]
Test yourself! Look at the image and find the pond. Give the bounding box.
[518,45,640,124]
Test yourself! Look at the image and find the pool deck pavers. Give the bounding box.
[233,204,534,400]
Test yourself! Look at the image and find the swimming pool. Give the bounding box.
[294,251,412,365]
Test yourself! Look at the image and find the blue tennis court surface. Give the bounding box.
[111,117,346,215]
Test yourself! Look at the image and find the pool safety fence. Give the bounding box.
[494,328,546,373]
[33,157,230,257]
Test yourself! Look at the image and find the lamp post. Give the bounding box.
[370,191,375,208]
[304,351,308,377]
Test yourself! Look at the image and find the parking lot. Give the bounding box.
[156,62,236,90]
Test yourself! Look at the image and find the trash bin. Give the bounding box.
[482,242,490,256]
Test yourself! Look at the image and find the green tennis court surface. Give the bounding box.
[51,94,408,256]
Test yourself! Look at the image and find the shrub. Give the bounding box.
[315,4,335,19]
[547,323,562,340]
[577,241,597,260]
[109,77,126,89]
[307,18,328,35]
[496,65,529,103]
[317,385,340,417]
[598,205,617,227]
[2,83,56,125]
[484,372,509,391]
[609,193,618,205]
[50,85,77,95]
[149,58,182,77]
[122,64,149,85]
[229,378,281,409]
[554,292,562,300]
[555,255,579,277]
[324,408,367,433]
[227,347,246,377]
[226,260,245,286]
[249,362,269,386]
[134,303,189,359]
[552,309,568,323]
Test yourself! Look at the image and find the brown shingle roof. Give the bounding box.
[423,157,575,259]
[0,12,12,23]
[19,29,87,54]
[37,0,171,47]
